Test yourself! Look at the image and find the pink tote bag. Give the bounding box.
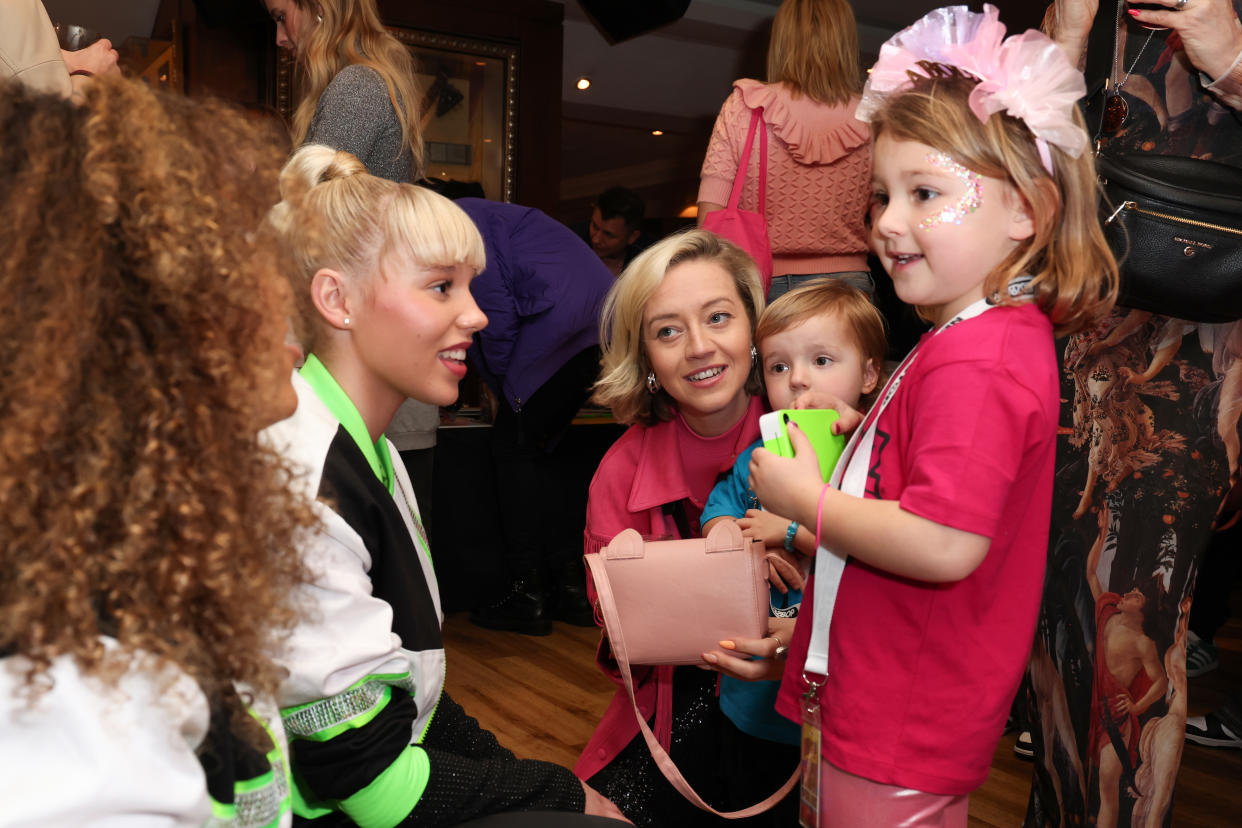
[702,106,772,294]
[584,520,800,817]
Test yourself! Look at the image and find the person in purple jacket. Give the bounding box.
[457,198,615,635]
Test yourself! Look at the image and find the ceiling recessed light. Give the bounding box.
[576,77,591,91]
[651,130,664,136]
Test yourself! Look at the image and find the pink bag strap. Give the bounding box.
[584,552,801,819]
[726,106,767,216]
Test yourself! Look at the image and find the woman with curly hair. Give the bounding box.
[0,78,312,825]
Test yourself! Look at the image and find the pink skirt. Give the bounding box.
[819,760,969,827]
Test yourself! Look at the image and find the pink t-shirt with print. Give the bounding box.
[777,303,1058,795]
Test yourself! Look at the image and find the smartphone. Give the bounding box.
[759,409,847,482]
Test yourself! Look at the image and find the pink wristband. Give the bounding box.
[814,481,832,550]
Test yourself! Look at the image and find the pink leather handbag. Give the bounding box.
[702,106,773,294]
[586,520,767,665]
[584,520,800,817]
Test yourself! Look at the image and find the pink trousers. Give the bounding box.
[818,761,969,827]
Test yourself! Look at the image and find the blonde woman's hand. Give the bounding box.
[1128,0,1242,80]
[1045,0,1099,67]
[701,617,796,682]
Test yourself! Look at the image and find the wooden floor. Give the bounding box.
[443,600,1242,826]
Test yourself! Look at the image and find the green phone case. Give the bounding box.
[762,409,846,482]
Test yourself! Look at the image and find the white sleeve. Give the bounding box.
[263,376,441,736]
[0,648,211,827]
[277,502,418,709]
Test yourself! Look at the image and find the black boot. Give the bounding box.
[470,575,552,636]
[552,560,597,627]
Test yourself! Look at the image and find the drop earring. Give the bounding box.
[646,372,659,394]
[750,345,758,363]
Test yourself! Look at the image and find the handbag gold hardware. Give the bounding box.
[1105,200,1242,237]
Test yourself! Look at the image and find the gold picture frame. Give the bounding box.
[275,28,518,202]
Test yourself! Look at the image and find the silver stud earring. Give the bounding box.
[750,345,758,363]
[646,372,659,394]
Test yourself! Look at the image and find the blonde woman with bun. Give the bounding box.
[263,144,627,826]
[264,0,442,511]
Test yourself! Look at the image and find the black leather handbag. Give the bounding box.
[1096,151,1242,323]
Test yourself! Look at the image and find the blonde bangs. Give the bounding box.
[382,187,486,275]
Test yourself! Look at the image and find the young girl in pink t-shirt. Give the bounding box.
[746,6,1118,825]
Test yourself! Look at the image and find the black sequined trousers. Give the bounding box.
[412,692,586,824]
[294,691,586,827]
[588,667,799,827]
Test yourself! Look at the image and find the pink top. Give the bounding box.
[699,80,873,276]
[777,304,1058,795]
[574,397,764,780]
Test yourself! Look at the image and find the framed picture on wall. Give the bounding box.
[275,28,518,202]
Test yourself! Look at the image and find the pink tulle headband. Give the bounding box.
[856,4,1087,175]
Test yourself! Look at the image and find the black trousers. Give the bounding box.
[491,347,600,584]
[1189,515,1242,641]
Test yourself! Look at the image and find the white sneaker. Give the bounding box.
[1185,713,1242,749]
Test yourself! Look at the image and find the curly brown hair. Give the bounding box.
[0,78,314,719]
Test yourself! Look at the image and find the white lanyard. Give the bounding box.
[803,292,1011,678]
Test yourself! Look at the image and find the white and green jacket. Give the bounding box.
[265,359,584,828]
[263,361,445,827]
[0,640,291,828]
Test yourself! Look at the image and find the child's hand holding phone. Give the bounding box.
[750,421,828,525]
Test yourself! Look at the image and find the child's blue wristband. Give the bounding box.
[784,521,798,552]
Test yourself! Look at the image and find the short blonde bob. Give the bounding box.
[767,0,862,105]
[268,144,485,350]
[593,229,766,426]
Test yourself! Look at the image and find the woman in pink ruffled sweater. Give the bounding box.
[698,0,873,301]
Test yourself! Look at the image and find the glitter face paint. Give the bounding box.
[918,151,982,231]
